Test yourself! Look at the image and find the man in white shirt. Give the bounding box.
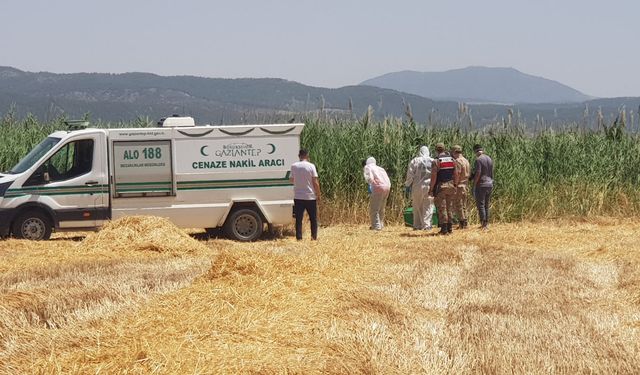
[290,149,321,240]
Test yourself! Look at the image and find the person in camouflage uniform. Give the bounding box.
[429,143,457,235]
[452,145,470,229]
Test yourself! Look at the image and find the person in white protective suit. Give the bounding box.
[363,157,391,230]
[404,146,434,230]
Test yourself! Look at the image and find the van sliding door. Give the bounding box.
[112,140,174,197]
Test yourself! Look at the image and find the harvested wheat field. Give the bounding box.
[1,217,639,374]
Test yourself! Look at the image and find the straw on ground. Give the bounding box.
[0,217,639,374]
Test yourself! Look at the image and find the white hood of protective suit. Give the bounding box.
[419,146,430,163]
[364,156,390,192]
[404,146,432,189]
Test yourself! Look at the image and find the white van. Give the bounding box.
[0,118,303,241]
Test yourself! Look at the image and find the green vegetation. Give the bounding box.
[0,114,60,174]
[2,113,639,223]
[302,117,640,223]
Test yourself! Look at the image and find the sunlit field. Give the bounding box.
[3,116,640,223]
[2,115,640,373]
[1,217,638,374]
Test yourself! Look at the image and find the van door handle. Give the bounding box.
[85,181,99,186]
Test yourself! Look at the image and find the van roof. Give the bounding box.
[54,123,305,138]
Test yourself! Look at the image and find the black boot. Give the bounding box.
[481,220,488,230]
[439,224,448,235]
[458,220,467,229]
[447,222,453,234]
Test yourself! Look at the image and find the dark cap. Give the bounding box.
[473,144,483,152]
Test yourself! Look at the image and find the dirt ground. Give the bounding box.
[1,219,639,374]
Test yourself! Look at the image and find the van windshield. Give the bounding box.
[8,137,61,174]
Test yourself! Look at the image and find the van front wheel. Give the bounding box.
[12,210,52,240]
[224,208,263,242]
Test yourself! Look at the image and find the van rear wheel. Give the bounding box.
[224,208,263,242]
[12,210,52,240]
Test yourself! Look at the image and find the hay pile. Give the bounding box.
[81,216,208,253]
[3,221,640,373]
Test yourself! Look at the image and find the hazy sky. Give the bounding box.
[1,0,638,98]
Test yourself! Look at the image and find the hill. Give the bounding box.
[0,66,458,124]
[0,66,637,128]
[361,66,593,104]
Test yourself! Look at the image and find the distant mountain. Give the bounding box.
[0,66,460,124]
[361,66,593,104]
[0,66,637,129]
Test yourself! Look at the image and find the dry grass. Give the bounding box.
[81,216,209,253]
[0,218,639,374]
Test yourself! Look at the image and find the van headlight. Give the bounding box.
[0,181,13,197]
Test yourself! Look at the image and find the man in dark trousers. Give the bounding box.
[471,144,494,230]
[290,149,321,240]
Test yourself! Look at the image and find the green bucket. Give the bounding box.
[404,206,438,227]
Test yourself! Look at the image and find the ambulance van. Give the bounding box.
[0,118,303,241]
